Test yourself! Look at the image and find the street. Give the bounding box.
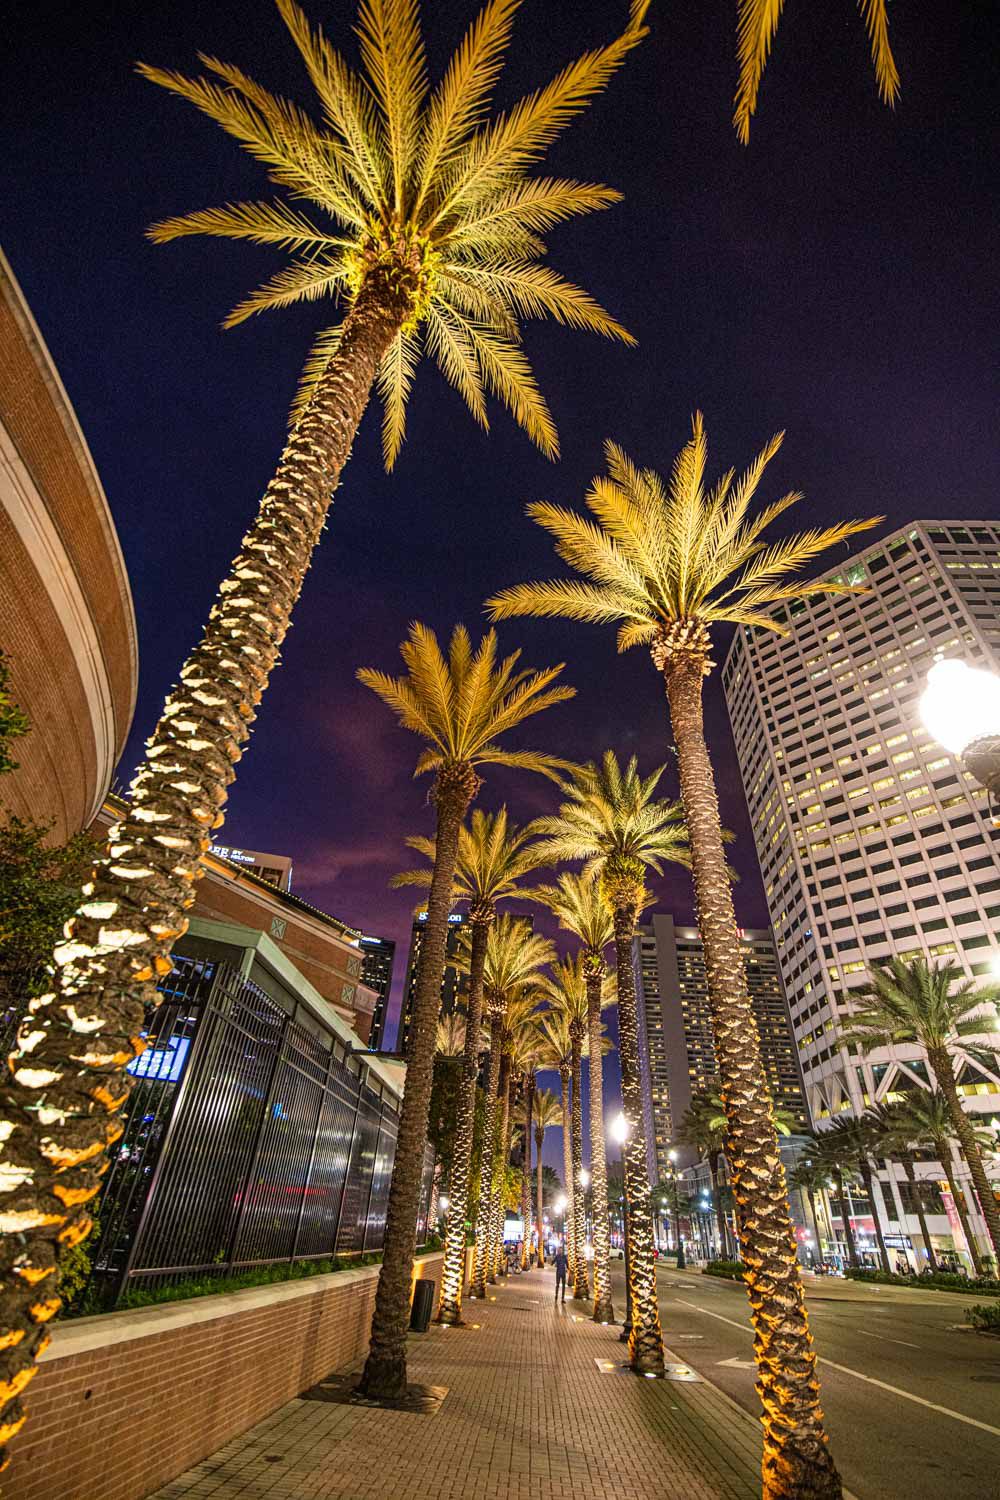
[615,1263,1000,1500]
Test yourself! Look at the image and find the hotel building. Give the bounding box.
[358,934,396,1051]
[397,912,468,1056]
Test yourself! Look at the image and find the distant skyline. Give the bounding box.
[4,1,997,1121]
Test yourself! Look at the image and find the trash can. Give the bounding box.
[410,1278,435,1332]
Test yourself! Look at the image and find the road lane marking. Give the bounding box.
[717,1356,755,1369]
[857,1329,921,1351]
[674,1298,1000,1441]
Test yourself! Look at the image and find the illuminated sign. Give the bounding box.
[416,912,464,923]
[127,1035,190,1083]
[209,845,256,864]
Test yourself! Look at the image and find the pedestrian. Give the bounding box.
[553,1244,568,1303]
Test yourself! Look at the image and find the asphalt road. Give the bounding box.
[605,1262,1000,1500]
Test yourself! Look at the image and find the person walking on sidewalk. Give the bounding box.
[553,1245,568,1303]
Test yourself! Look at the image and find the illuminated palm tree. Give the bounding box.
[469,916,554,1298]
[507,1016,544,1269]
[679,1089,795,1259]
[489,416,878,1493]
[532,1088,562,1265]
[890,1089,997,1278]
[0,2,647,1441]
[531,870,616,1319]
[864,1100,938,1273]
[529,753,688,1374]
[393,808,543,1321]
[534,1008,577,1278]
[788,1155,833,1265]
[496,999,545,1274]
[815,1117,891,1274]
[843,956,1000,1264]
[811,1130,861,1272]
[356,624,569,1396]
[732,0,899,144]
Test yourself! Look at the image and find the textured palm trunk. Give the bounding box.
[611,904,664,1374]
[521,1077,534,1269]
[569,1024,590,1300]
[0,272,410,1452]
[929,1046,1000,1261]
[660,645,840,1499]
[858,1160,891,1273]
[471,1016,503,1299]
[488,1060,513,1279]
[534,1122,545,1266]
[558,1064,576,1275]
[899,1153,938,1271]
[831,1169,859,1271]
[939,1148,984,1276]
[586,967,614,1323]
[436,911,490,1324]
[359,763,478,1398]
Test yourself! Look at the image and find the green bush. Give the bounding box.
[846,1268,1000,1295]
[966,1301,1000,1332]
[704,1259,745,1281]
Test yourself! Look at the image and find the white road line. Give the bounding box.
[673,1298,1000,1441]
[857,1329,922,1351]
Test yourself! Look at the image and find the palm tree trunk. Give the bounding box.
[899,1152,938,1272]
[832,1169,859,1270]
[859,1161,891,1273]
[359,761,479,1398]
[940,1150,984,1277]
[521,1077,534,1269]
[0,276,410,1439]
[611,903,665,1375]
[471,1018,503,1298]
[586,968,614,1323]
[928,1046,1000,1262]
[569,1025,590,1300]
[535,1123,545,1266]
[558,1063,577,1275]
[709,1150,730,1260]
[488,1061,513,1278]
[436,912,490,1324]
[660,651,840,1499]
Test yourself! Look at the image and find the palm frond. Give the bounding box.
[449,262,634,343]
[423,305,489,427]
[147,200,353,250]
[857,0,900,105]
[223,256,347,328]
[290,323,344,426]
[732,0,784,146]
[487,577,641,626]
[355,0,427,213]
[458,317,558,457]
[377,328,421,469]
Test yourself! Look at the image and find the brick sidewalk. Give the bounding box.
[147,1269,764,1500]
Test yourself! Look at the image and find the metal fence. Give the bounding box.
[87,953,434,1305]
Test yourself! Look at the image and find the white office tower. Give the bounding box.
[722,520,1000,1269]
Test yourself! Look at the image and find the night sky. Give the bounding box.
[4,3,998,1137]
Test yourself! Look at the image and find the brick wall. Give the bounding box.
[7,1254,444,1500]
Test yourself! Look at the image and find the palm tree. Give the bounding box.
[531,870,616,1320]
[393,808,542,1322]
[732,0,899,144]
[530,753,688,1375]
[532,1089,562,1265]
[534,1007,578,1280]
[356,624,569,1397]
[893,1090,997,1278]
[865,1099,938,1273]
[815,1117,891,1273]
[468,916,554,1299]
[788,1155,833,1264]
[489,417,879,1494]
[812,1128,861,1271]
[0,3,648,1434]
[498,999,545,1274]
[507,1016,544,1269]
[843,957,1000,1264]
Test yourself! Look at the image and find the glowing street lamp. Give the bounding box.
[579,1168,590,1188]
[438,1195,450,1214]
[920,659,1000,822]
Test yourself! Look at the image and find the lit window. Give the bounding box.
[872,777,894,791]
[886,734,907,747]
[926,757,949,771]
[892,750,914,764]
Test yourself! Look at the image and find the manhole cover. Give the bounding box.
[302,1373,448,1414]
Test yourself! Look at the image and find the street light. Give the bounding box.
[610,1111,633,1342]
[920,659,1000,822]
[439,1195,450,1214]
[666,1149,685,1270]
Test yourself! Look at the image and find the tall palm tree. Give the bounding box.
[843,957,1000,1265]
[531,870,616,1320]
[788,1155,833,1264]
[732,0,899,144]
[864,1099,938,1273]
[393,808,542,1322]
[356,624,569,1397]
[532,1088,562,1265]
[468,916,554,1298]
[893,1090,996,1278]
[507,1016,544,1269]
[815,1117,891,1273]
[489,417,879,1494]
[530,753,688,1374]
[0,2,647,1441]
[534,1008,577,1279]
[495,998,544,1275]
[812,1128,861,1271]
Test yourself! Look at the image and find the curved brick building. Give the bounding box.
[0,247,137,838]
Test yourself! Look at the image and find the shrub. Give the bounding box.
[704,1259,745,1282]
[966,1301,1000,1333]
[846,1268,1000,1295]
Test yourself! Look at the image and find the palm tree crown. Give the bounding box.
[393,805,543,915]
[487,413,879,656]
[530,867,614,964]
[533,1088,562,1137]
[141,0,646,465]
[843,957,1000,1075]
[536,952,615,1034]
[477,914,555,1018]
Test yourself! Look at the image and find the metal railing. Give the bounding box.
[87,953,434,1305]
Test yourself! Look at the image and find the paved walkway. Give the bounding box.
[148,1267,765,1500]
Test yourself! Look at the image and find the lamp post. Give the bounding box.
[668,1150,686,1270]
[920,659,1000,822]
[611,1112,633,1343]
[579,1167,591,1244]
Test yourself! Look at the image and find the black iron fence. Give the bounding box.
[87,953,433,1305]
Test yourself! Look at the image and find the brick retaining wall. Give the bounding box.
[7,1253,444,1500]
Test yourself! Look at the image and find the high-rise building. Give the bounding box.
[722,520,1000,1264]
[358,935,396,1051]
[635,914,808,1176]
[397,912,468,1055]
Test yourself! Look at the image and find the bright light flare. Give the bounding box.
[920,658,1000,756]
